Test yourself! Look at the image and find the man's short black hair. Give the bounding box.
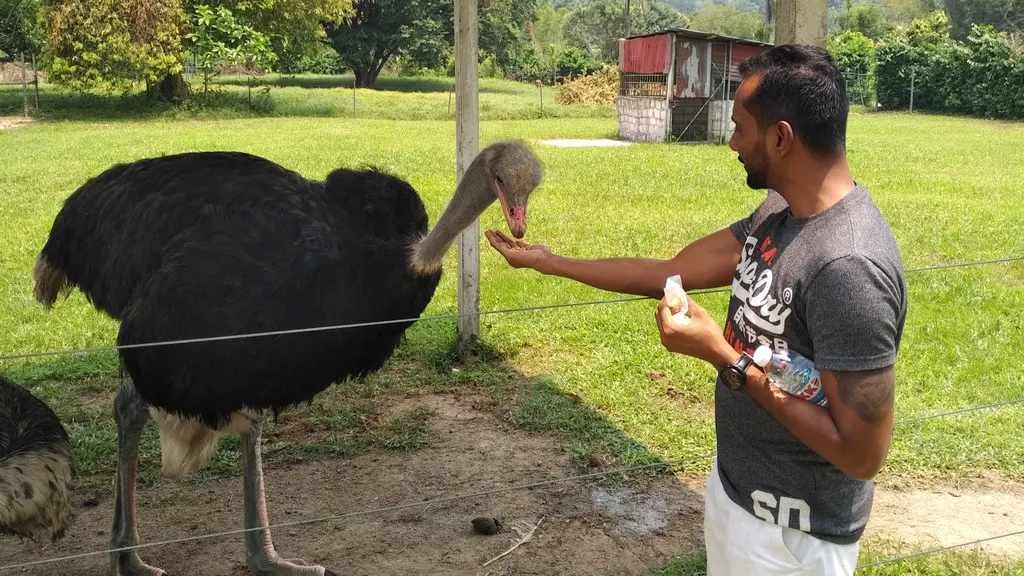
[738,44,849,157]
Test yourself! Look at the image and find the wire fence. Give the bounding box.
[0,52,40,116]
[843,70,874,108]
[839,62,922,112]
[2,255,1021,363]
[856,530,1024,571]
[0,255,1022,572]
[1,394,1022,573]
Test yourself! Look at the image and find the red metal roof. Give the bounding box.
[628,27,773,48]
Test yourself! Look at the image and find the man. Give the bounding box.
[485,44,907,575]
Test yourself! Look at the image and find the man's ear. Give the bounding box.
[772,120,796,159]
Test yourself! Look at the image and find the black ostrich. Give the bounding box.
[32,141,542,576]
[0,375,75,544]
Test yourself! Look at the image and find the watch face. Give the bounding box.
[722,367,743,390]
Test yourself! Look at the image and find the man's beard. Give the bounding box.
[740,147,769,190]
[745,165,768,190]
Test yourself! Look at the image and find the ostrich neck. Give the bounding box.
[411,167,494,274]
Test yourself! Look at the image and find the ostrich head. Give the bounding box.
[411,140,542,275]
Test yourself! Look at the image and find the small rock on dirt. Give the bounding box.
[471,517,502,535]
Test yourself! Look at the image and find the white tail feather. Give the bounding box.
[149,409,260,478]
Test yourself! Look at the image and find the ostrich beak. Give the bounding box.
[509,205,526,239]
[494,177,527,239]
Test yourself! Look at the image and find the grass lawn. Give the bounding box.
[2,76,1023,574]
[651,540,1024,575]
[1,73,613,122]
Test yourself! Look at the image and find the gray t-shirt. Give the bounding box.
[718,184,907,545]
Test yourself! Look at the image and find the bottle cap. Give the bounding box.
[753,345,773,368]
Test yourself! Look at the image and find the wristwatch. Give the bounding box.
[719,352,754,390]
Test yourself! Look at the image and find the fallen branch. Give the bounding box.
[482,516,546,567]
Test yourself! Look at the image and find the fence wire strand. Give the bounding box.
[896,397,1024,425]
[0,256,1021,364]
[1,395,1022,573]
[856,529,1024,570]
[1,255,1022,571]
[0,453,718,572]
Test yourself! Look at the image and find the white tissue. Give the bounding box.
[663,275,691,325]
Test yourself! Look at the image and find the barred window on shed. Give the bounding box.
[619,73,668,98]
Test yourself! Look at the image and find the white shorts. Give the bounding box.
[703,459,860,575]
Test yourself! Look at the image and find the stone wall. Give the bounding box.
[708,99,735,144]
[616,96,669,143]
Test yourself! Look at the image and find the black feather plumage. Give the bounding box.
[36,152,441,427]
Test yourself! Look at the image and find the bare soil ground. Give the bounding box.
[868,472,1024,560]
[1,393,1021,575]
[0,116,34,129]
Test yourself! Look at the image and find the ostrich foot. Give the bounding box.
[246,554,337,576]
[108,551,167,576]
[241,422,338,576]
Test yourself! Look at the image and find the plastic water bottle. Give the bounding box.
[753,346,829,407]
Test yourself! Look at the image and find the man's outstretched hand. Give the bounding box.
[485,229,552,271]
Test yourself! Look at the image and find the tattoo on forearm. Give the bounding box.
[837,367,895,423]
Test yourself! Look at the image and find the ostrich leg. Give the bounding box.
[109,382,166,576]
[241,421,337,576]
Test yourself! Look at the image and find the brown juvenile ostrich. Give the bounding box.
[33,141,542,575]
[0,375,75,544]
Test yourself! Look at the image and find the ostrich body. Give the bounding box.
[33,142,541,576]
[0,375,75,544]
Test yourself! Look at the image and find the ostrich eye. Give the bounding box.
[495,175,504,185]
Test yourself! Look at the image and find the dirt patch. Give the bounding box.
[0,116,34,130]
[0,62,45,83]
[866,474,1024,560]
[1,392,1021,575]
[0,394,706,576]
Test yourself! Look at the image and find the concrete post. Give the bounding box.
[773,0,828,47]
[455,0,481,362]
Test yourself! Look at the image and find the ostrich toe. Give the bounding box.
[110,551,167,576]
[246,557,336,576]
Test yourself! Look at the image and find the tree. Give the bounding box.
[560,0,685,63]
[663,0,764,15]
[1,0,42,58]
[562,0,630,61]
[875,9,1023,118]
[531,2,566,51]
[882,0,937,24]
[478,0,541,73]
[944,0,1022,39]
[322,0,449,88]
[837,4,893,40]
[37,0,351,100]
[688,5,767,40]
[828,29,876,103]
[194,0,352,71]
[874,10,953,109]
[631,0,688,35]
[40,0,186,96]
[186,4,277,93]
[829,29,876,73]
[322,0,540,87]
